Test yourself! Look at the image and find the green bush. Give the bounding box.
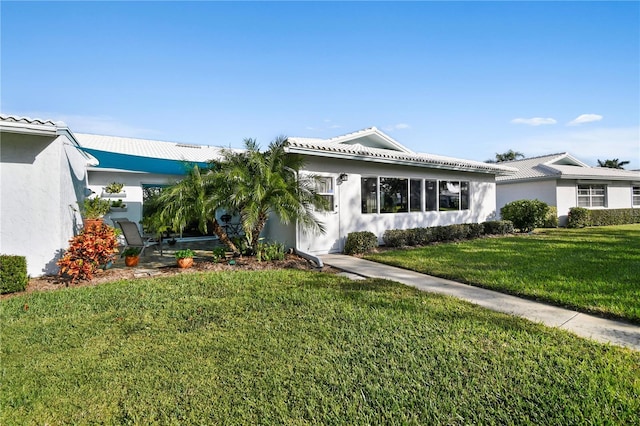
[344,231,378,255]
[542,206,559,228]
[256,240,285,262]
[466,223,485,239]
[500,199,549,232]
[567,207,590,228]
[0,255,28,294]
[482,220,515,235]
[383,230,409,248]
[409,227,434,245]
[588,208,640,226]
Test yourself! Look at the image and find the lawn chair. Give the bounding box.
[115,220,158,256]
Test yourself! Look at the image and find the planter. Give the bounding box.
[109,207,128,212]
[124,255,139,267]
[102,191,126,198]
[177,257,194,269]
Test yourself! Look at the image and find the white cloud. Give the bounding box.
[510,117,557,126]
[567,113,603,126]
[384,123,411,131]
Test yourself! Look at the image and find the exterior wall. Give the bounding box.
[285,157,499,255]
[555,181,576,225]
[0,132,85,277]
[496,180,557,216]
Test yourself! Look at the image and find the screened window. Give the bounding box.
[425,180,438,211]
[438,181,469,211]
[361,178,378,214]
[316,176,334,211]
[410,179,422,212]
[578,185,606,207]
[380,178,408,213]
[633,186,640,207]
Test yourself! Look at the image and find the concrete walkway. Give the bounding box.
[320,254,640,351]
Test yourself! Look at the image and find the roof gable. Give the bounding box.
[325,127,413,153]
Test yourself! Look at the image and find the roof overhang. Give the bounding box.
[80,147,209,175]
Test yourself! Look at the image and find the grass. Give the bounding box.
[365,224,640,323]
[2,270,639,424]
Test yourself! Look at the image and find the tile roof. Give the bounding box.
[497,152,640,182]
[287,132,516,175]
[0,113,64,127]
[75,133,225,163]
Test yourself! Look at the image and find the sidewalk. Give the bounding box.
[320,254,640,351]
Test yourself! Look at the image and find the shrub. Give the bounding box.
[567,207,590,228]
[57,222,119,283]
[383,229,409,248]
[175,249,196,259]
[500,199,549,233]
[256,240,285,262]
[588,208,640,226]
[483,220,515,235]
[344,231,378,255]
[0,255,28,294]
[212,247,227,263]
[409,227,434,245]
[466,223,485,239]
[542,206,559,228]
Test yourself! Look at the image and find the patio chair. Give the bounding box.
[115,220,158,256]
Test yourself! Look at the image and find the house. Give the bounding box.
[496,153,640,226]
[0,115,95,277]
[263,127,516,254]
[0,115,515,276]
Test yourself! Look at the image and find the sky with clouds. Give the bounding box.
[2,1,638,169]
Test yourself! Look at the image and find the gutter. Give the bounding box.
[294,249,324,269]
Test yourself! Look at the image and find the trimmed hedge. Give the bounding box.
[381,221,515,248]
[344,231,378,254]
[0,255,28,294]
[500,199,549,233]
[568,207,640,228]
[543,206,559,228]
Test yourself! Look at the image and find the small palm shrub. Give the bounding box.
[57,223,119,283]
[500,199,549,232]
[344,231,377,254]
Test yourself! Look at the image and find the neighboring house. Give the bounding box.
[262,127,516,254]
[0,115,95,277]
[496,153,640,226]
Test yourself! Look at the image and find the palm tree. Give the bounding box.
[486,150,525,163]
[597,158,630,169]
[210,136,327,252]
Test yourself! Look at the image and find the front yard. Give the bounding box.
[1,269,639,424]
[366,224,640,323]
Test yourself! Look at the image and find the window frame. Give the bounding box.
[632,186,640,207]
[315,176,335,212]
[577,184,607,208]
[438,180,470,212]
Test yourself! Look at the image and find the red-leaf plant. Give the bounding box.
[57,222,120,283]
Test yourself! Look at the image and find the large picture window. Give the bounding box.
[410,179,422,212]
[438,181,469,211]
[578,184,606,207]
[425,180,437,211]
[380,178,408,213]
[361,178,378,214]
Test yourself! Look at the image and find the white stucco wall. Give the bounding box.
[0,132,86,277]
[285,157,499,255]
[496,180,557,216]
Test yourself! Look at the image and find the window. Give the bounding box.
[425,180,438,211]
[380,178,408,213]
[361,177,378,214]
[633,186,640,207]
[410,179,422,212]
[316,176,334,211]
[578,184,606,207]
[439,181,469,211]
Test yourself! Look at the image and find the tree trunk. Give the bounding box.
[251,213,269,251]
[210,219,240,254]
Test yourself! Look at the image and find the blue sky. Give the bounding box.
[2,1,639,169]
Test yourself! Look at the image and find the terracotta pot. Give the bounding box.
[125,255,139,267]
[177,257,194,269]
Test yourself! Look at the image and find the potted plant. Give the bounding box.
[121,247,142,267]
[79,197,111,228]
[104,182,125,195]
[175,249,195,268]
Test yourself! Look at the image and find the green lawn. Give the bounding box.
[365,224,640,323]
[2,270,639,424]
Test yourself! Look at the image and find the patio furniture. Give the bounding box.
[115,220,158,256]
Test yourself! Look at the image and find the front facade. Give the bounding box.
[264,128,515,254]
[496,153,640,226]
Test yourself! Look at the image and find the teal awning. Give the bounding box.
[80,148,209,175]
